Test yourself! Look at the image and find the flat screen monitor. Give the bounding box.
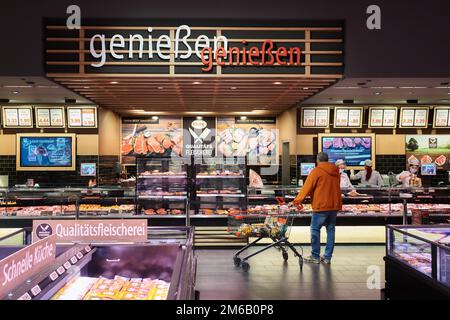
[81,163,97,176]
[421,163,436,176]
[300,163,316,176]
[318,133,376,170]
[16,134,76,171]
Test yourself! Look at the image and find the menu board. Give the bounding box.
[334,107,363,128]
[301,107,329,128]
[67,106,97,128]
[35,107,65,128]
[433,107,450,128]
[2,106,33,128]
[368,107,398,128]
[399,107,429,128]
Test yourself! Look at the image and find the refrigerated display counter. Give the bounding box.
[0,226,197,300]
[384,224,450,299]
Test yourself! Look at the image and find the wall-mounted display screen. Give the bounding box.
[301,107,330,128]
[80,163,96,176]
[399,107,429,128]
[16,134,76,171]
[333,107,363,128]
[35,106,65,128]
[2,106,33,128]
[67,106,97,128]
[300,163,316,176]
[421,163,436,176]
[318,133,376,169]
[368,107,398,128]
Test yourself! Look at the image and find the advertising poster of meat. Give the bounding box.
[121,117,182,165]
[320,135,374,167]
[216,117,277,165]
[405,135,450,170]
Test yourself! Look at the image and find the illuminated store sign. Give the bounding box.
[89,25,301,71]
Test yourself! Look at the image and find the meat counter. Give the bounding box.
[384,224,450,299]
[247,186,450,226]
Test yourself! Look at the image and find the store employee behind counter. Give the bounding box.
[350,159,384,187]
[292,152,342,265]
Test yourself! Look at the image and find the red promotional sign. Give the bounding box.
[0,235,56,299]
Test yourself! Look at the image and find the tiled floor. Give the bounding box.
[196,245,385,300]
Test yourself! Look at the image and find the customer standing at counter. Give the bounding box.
[350,160,384,187]
[292,152,342,264]
[335,159,353,189]
[396,158,422,188]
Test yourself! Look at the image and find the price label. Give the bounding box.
[434,109,450,127]
[84,246,91,253]
[63,261,71,270]
[30,285,41,297]
[76,252,83,259]
[17,292,32,300]
[303,109,316,127]
[70,256,78,264]
[56,266,65,275]
[49,271,59,281]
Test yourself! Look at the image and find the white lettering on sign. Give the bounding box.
[32,220,148,243]
[89,25,229,67]
[0,235,56,298]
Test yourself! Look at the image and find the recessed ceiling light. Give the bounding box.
[240,116,247,120]
[11,91,19,94]
[192,81,201,85]
[157,86,164,90]
[83,86,90,89]
[448,92,450,95]
[152,116,159,120]
[375,92,381,95]
[133,109,145,112]
[110,81,119,84]
[273,81,282,85]
[196,116,203,120]
[303,87,309,90]
[230,87,237,90]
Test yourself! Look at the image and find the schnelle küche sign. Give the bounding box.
[90,25,301,71]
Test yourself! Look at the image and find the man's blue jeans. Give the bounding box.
[310,211,338,261]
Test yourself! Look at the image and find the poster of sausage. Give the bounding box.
[216,117,277,165]
[405,135,450,170]
[121,117,183,165]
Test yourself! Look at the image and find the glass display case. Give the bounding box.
[385,224,450,299]
[136,156,189,218]
[0,188,78,219]
[0,227,197,300]
[192,157,247,216]
[248,186,404,217]
[77,187,136,218]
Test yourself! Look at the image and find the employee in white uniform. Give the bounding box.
[350,160,384,187]
[396,158,422,188]
[335,159,353,189]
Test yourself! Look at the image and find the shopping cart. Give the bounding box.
[227,197,303,271]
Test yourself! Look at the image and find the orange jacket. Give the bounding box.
[294,162,342,212]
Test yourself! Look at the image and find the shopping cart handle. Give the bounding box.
[275,196,286,205]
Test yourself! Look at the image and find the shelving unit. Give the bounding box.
[136,156,189,225]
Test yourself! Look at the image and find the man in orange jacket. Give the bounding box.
[292,152,342,264]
